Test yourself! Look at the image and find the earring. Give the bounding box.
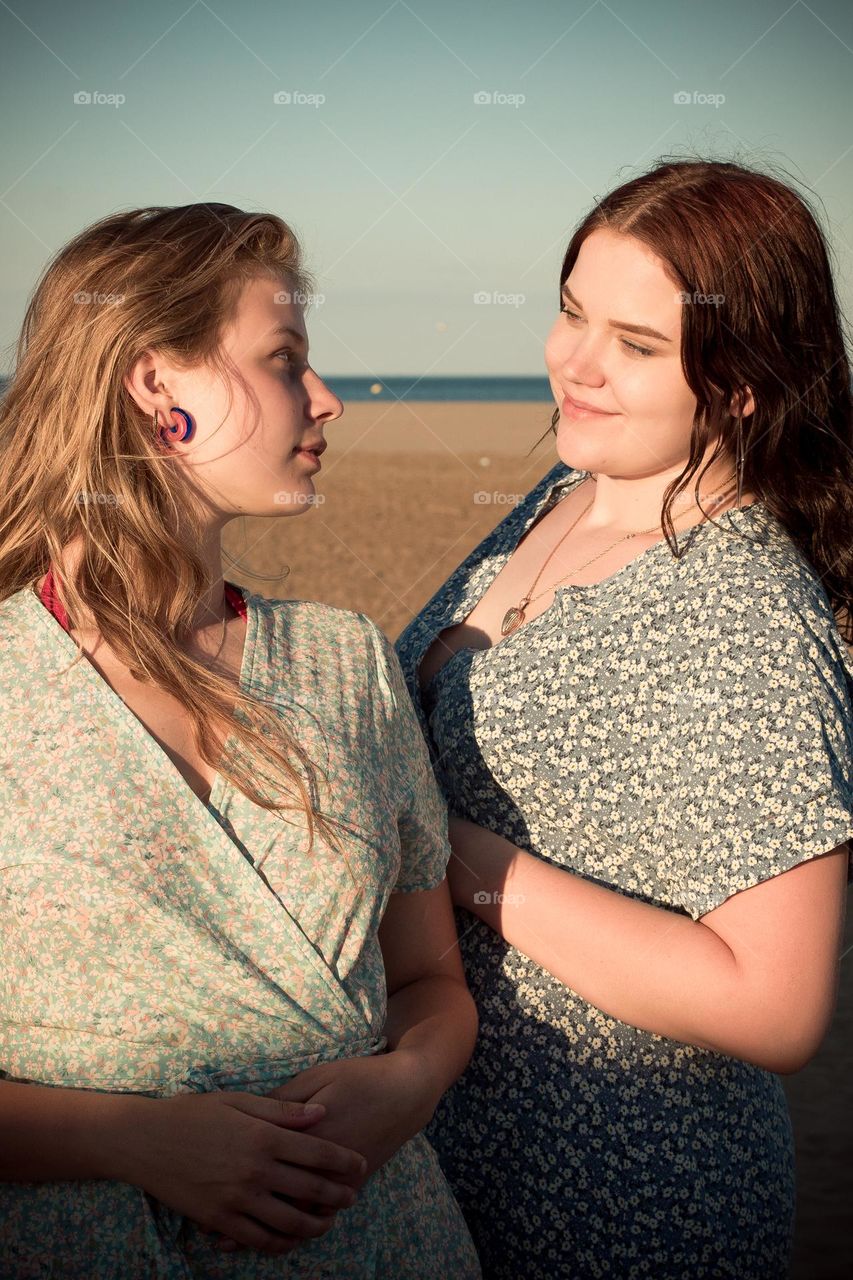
[153,406,195,446]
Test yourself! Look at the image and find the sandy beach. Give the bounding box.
[224,400,853,1278]
[222,401,559,640]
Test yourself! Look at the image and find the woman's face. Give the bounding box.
[131,273,343,519]
[544,228,705,480]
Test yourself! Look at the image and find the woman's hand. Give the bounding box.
[266,1050,436,1184]
[128,1090,367,1257]
[215,1052,436,1256]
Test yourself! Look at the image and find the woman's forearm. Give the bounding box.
[382,975,478,1124]
[446,818,797,1073]
[0,1079,156,1183]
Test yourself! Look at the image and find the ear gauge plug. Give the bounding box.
[153,406,195,445]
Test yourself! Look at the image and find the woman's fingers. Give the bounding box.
[268,1125,367,1184]
[271,1167,359,1210]
[215,1198,338,1254]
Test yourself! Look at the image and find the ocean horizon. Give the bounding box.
[0,374,554,403]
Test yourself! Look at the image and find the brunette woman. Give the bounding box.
[395,159,853,1279]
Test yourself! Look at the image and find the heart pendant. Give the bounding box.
[500,606,526,637]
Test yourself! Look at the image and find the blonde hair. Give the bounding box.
[0,203,349,861]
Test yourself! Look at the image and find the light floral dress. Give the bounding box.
[395,460,853,1280]
[0,584,482,1279]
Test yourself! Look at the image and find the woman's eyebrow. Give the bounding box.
[268,323,308,349]
[561,285,673,342]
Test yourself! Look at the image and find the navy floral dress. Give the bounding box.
[394,460,853,1280]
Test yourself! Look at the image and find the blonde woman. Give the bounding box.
[395,159,853,1279]
[0,205,482,1278]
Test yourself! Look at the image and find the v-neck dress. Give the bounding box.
[394,460,853,1280]
[0,582,482,1279]
[37,566,252,846]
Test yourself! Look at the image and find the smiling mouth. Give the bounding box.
[561,392,618,416]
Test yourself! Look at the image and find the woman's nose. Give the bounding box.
[307,371,343,422]
[558,335,605,385]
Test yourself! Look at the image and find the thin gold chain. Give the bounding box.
[500,475,739,637]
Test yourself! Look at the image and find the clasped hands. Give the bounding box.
[212,1047,434,1256]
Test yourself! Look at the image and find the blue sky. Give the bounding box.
[1,0,851,375]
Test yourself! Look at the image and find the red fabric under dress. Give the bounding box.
[38,567,247,627]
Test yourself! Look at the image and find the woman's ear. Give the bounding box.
[729,386,755,418]
[123,350,176,420]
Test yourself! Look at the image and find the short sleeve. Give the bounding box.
[360,616,453,893]
[652,593,853,922]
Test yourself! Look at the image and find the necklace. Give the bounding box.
[500,475,740,638]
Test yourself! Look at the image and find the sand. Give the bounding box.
[222,402,560,642]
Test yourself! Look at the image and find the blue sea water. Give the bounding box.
[0,374,553,403]
[324,376,553,402]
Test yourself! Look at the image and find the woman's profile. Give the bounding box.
[395,157,853,1279]
[0,204,482,1277]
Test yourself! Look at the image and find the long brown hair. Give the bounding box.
[530,158,853,643]
[0,203,350,862]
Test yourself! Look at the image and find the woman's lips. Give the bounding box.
[294,447,322,468]
[561,393,618,418]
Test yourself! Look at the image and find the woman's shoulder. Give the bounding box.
[254,593,383,654]
[252,593,400,699]
[684,505,853,691]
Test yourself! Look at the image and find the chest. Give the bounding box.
[71,625,245,806]
[417,482,660,696]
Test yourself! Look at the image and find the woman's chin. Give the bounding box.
[554,423,612,474]
[271,478,321,513]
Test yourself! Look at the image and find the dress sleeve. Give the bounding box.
[360,616,453,894]
[653,591,853,922]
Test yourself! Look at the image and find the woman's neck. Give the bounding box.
[575,462,755,534]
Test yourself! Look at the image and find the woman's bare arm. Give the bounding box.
[0,1080,155,1182]
[446,817,849,1073]
[378,877,479,1116]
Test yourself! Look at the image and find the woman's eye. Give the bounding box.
[561,307,654,358]
[275,349,302,373]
